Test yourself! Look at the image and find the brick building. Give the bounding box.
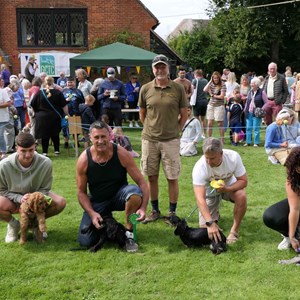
[0,0,160,75]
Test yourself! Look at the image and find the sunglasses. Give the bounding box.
[152,55,168,64]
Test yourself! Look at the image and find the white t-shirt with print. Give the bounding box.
[192,149,246,197]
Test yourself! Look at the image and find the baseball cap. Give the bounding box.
[107,67,115,77]
[152,54,169,67]
[28,56,36,61]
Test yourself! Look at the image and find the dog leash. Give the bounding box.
[185,206,198,221]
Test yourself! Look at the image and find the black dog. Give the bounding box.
[165,215,227,255]
[88,216,127,252]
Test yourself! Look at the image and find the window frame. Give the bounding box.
[16,8,88,48]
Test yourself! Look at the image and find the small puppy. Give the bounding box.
[88,216,127,252]
[19,192,49,245]
[165,215,227,255]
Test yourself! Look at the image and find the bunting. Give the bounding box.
[86,66,91,75]
[136,66,141,74]
[116,66,121,75]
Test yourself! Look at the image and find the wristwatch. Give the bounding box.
[205,220,215,227]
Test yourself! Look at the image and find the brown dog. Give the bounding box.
[19,192,49,245]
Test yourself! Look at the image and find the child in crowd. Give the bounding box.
[101,114,114,141]
[112,127,139,157]
[79,95,96,149]
[227,94,243,146]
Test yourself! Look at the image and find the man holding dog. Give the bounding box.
[76,121,149,252]
[0,132,66,243]
[192,137,247,244]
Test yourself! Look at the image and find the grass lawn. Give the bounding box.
[0,124,298,300]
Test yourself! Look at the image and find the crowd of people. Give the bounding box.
[1,55,300,254]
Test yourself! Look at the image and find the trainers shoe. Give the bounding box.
[129,122,133,128]
[278,235,291,250]
[142,210,161,224]
[5,219,20,243]
[268,155,279,165]
[125,231,138,252]
[134,122,140,128]
[253,144,259,148]
[54,151,60,156]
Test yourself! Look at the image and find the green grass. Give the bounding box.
[0,124,297,300]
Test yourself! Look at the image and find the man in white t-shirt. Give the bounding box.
[192,137,247,244]
[0,83,11,159]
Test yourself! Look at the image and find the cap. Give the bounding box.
[107,67,115,77]
[28,56,36,61]
[152,54,169,67]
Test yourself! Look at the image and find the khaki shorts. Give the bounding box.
[199,192,231,226]
[140,139,181,180]
[206,104,225,122]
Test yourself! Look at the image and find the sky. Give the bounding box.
[140,0,211,39]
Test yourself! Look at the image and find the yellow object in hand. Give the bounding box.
[210,179,225,189]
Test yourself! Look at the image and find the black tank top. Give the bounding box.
[87,143,127,202]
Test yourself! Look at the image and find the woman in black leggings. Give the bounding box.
[263,147,300,252]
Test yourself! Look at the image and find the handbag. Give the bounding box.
[190,79,198,106]
[41,90,68,129]
[254,107,266,118]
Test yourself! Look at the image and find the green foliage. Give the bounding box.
[0,126,299,299]
[169,0,300,73]
[91,29,146,49]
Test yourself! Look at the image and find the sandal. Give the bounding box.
[227,231,239,244]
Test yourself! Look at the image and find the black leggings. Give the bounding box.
[263,198,291,237]
[41,135,60,154]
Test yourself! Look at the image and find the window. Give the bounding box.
[17,8,87,47]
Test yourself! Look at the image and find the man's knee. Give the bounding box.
[127,194,142,207]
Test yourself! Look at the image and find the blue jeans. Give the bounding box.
[16,106,26,129]
[245,113,262,145]
[77,184,142,247]
[0,122,8,152]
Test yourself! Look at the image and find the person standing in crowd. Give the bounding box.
[62,76,85,148]
[90,78,104,119]
[221,68,230,82]
[11,77,26,130]
[97,67,126,127]
[0,80,11,160]
[24,57,38,82]
[0,132,66,243]
[192,137,247,244]
[192,69,208,138]
[185,67,194,82]
[75,69,92,97]
[76,121,149,252]
[125,73,141,128]
[180,105,202,156]
[1,64,11,87]
[138,54,188,222]
[203,71,226,143]
[263,62,288,126]
[173,67,193,102]
[263,147,300,251]
[30,76,68,156]
[244,77,268,147]
[57,71,67,89]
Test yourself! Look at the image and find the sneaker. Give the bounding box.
[243,143,249,147]
[253,144,259,148]
[268,156,279,165]
[142,210,161,224]
[5,219,20,243]
[42,153,48,157]
[134,122,140,128]
[278,235,291,250]
[129,122,133,128]
[201,134,206,139]
[232,142,238,146]
[125,231,138,252]
[54,151,60,156]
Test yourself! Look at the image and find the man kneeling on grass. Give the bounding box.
[76,121,149,252]
[192,137,248,244]
[0,132,66,243]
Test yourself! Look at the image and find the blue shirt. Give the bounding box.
[265,122,284,149]
[13,86,25,108]
[97,78,126,109]
[63,88,85,116]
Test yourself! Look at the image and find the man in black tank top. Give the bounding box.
[76,121,149,252]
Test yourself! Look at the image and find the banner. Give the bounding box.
[20,51,79,77]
